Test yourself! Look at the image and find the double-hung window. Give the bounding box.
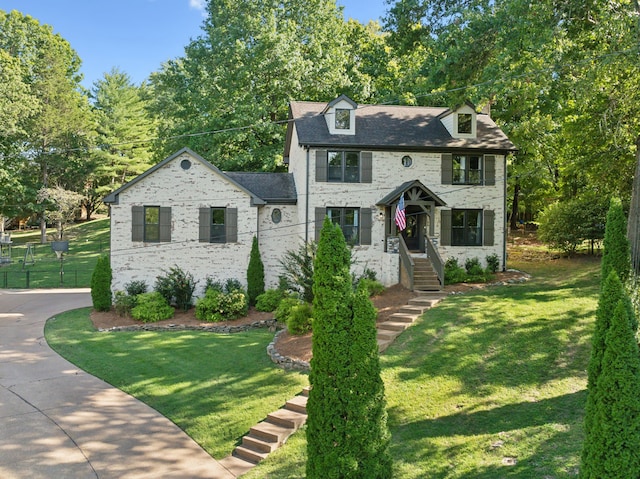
[335,109,351,130]
[452,209,482,246]
[328,151,360,183]
[453,155,482,185]
[327,207,360,244]
[144,206,160,242]
[210,207,226,243]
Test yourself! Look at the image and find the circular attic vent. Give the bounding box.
[180,159,192,170]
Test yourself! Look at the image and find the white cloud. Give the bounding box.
[189,0,206,10]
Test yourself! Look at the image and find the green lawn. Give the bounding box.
[1,218,109,288]
[46,252,599,477]
[244,256,599,478]
[45,310,308,459]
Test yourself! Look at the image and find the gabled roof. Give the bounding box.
[103,148,267,206]
[322,94,357,113]
[377,180,447,207]
[226,172,297,204]
[285,101,516,155]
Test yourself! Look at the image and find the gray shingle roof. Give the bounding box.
[287,101,516,154]
[226,172,297,204]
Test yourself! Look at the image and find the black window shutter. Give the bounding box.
[132,206,144,242]
[315,207,325,242]
[226,208,238,243]
[360,208,372,245]
[483,209,495,246]
[361,152,372,183]
[159,207,172,242]
[199,207,211,243]
[441,153,453,184]
[440,209,452,246]
[484,155,496,186]
[315,150,328,182]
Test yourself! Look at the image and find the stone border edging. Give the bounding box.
[97,318,279,334]
[267,328,311,371]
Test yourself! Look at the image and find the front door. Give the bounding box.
[402,206,421,251]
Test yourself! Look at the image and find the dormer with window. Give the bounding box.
[439,102,477,139]
[323,95,357,136]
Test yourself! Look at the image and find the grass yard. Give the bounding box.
[45,310,308,459]
[1,218,109,288]
[243,256,599,478]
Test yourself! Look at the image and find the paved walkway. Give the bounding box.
[0,289,235,479]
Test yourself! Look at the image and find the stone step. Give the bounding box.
[408,297,441,307]
[377,328,402,341]
[414,291,448,299]
[285,395,308,414]
[302,386,311,397]
[267,408,307,429]
[234,445,269,464]
[250,420,294,443]
[243,434,279,453]
[399,304,428,315]
[378,339,392,353]
[218,455,256,477]
[388,312,418,323]
[377,321,410,332]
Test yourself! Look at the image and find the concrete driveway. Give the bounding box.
[0,288,235,479]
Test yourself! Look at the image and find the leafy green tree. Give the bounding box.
[581,298,640,478]
[149,0,351,170]
[88,68,155,218]
[91,255,112,312]
[246,236,265,305]
[601,198,631,285]
[306,217,391,478]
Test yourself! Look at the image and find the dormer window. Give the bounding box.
[457,113,473,134]
[324,95,357,136]
[335,109,351,130]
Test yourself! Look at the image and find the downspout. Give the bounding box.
[305,147,310,244]
[503,154,508,271]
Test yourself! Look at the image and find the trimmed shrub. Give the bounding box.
[91,255,112,312]
[274,297,301,324]
[444,257,467,284]
[287,302,313,335]
[358,278,385,297]
[125,280,147,296]
[485,254,500,273]
[113,291,137,317]
[154,266,197,311]
[601,198,631,285]
[247,236,265,305]
[306,216,392,478]
[131,292,174,322]
[195,288,248,322]
[255,289,287,312]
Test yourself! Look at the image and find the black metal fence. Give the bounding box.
[0,269,90,289]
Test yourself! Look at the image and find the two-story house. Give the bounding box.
[104,95,515,295]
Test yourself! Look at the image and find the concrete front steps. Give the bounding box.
[377,291,447,353]
[219,387,310,477]
[412,256,442,291]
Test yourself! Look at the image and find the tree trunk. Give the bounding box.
[628,136,640,275]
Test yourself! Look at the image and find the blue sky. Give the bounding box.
[1,0,388,90]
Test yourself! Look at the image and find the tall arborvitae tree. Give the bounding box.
[246,236,265,305]
[601,198,631,286]
[306,217,391,478]
[582,299,640,478]
[91,255,112,312]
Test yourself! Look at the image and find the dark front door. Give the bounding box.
[402,208,420,251]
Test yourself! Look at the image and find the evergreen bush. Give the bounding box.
[279,241,316,303]
[306,217,392,478]
[274,297,301,324]
[255,289,287,312]
[485,253,500,273]
[113,291,137,317]
[154,266,197,311]
[444,257,467,284]
[601,198,631,285]
[131,292,174,322]
[287,302,313,335]
[90,255,112,312]
[124,280,147,296]
[247,236,265,305]
[358,278,385,297]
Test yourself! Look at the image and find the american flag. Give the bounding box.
[395,195,406,231]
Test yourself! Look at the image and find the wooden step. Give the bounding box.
[250,420,294,443]
[285,395,308,414]
[234,445,269,464]
[267,408,307,429]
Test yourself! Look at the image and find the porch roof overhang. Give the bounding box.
[376,180,447,207]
